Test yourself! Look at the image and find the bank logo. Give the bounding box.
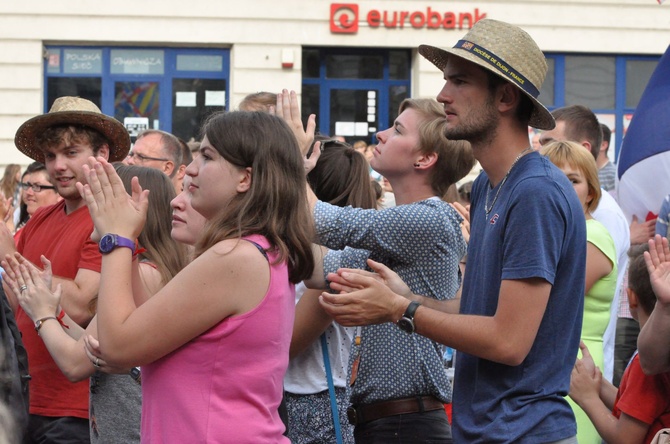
[330,4,359,33]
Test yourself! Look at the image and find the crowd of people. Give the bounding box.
[0,17,669,444]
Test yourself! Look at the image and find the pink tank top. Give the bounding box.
[141,235,293,443]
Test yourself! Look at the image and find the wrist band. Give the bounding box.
[34,316,57,334]
[57,309,69,329]
[133,246,147,260]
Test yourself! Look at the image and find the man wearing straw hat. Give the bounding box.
[3,97,129,443]
[321,19,585,443]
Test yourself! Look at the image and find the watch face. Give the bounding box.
[397,317,415,334]
[99,234,115,254]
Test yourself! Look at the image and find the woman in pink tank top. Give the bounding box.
[74,111,316,443]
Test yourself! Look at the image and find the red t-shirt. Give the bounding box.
[613,353,670,444]
[16,201,102,418]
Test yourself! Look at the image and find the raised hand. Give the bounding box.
[275,89,316,157]
[76,157,149,241]
[644,234,670,306]
[303,141,322,174]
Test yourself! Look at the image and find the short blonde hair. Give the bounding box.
[540,140,601,213]
[398,98,475,197]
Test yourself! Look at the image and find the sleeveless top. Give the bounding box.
[141,234,294,443]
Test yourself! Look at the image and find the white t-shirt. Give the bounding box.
[284,282,356,394]
[592,190,630,382]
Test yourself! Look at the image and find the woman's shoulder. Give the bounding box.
[586,219,617,263]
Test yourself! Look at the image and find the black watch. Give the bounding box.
[397,301,420,334]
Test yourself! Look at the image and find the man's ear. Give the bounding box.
[164,161,175,176]
[176,164,186,181]
[97,144,110,161]
[498,82,520,114]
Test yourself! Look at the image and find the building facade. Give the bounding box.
[1,0,668,165]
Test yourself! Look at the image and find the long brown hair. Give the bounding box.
[307,137,376,209]
[0,164,21,199]
[194,111,315,283]
[115,164,188,285]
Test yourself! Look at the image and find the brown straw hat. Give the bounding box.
[419,19,555,130]
[15,96,131,162]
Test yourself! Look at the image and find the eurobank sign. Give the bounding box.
[330,3,486,34]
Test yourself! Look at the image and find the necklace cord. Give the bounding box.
[484,147,533,217]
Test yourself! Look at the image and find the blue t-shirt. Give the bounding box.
[453,152,586,443]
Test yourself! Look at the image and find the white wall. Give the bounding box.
[1,0,669,165]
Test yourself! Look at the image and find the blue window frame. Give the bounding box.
[541,53,660,160]
[302,47,411,143]
[44,46,230,141]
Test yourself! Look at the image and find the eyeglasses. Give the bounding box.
[20,182,56,192]
[127,150,169,162]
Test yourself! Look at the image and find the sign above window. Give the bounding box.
[111,49,165,75]
[330,3,486,34]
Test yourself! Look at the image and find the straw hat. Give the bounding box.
[15,96,131,162]
[419,19,555,130]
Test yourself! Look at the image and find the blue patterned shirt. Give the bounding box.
[315,197,466,405]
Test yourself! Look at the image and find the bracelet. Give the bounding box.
[57,309,70,330]
[133,246,147,260]
[34,316,58,334]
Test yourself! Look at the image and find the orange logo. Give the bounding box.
[331,4,359,33]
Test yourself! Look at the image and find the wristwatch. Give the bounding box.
[98,234,136,255]
[397,301,421,334]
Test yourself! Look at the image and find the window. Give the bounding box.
[45,46,230,139]
[565,56,616,109]
[626,59,658,108]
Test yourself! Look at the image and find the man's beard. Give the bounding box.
[445,96,499,146]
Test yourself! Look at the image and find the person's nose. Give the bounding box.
[436,81,453,105]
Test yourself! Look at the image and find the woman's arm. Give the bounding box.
[585,241,613,293]
[96,240,270,367]
[7,253,165,381]
[290,289,333,359]
[301,245,328,290]
[79,158,272,368]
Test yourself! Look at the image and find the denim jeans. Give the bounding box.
[354,409,452,444]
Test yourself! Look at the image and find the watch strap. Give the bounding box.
[99,234,137,255]
[113,235,136,253]
[403,301,420,320]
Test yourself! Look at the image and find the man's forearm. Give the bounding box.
[409,293,460,314]
[413,307,531,365]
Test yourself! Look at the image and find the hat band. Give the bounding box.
[454,40,540,98]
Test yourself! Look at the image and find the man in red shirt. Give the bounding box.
[2,97,129,443]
